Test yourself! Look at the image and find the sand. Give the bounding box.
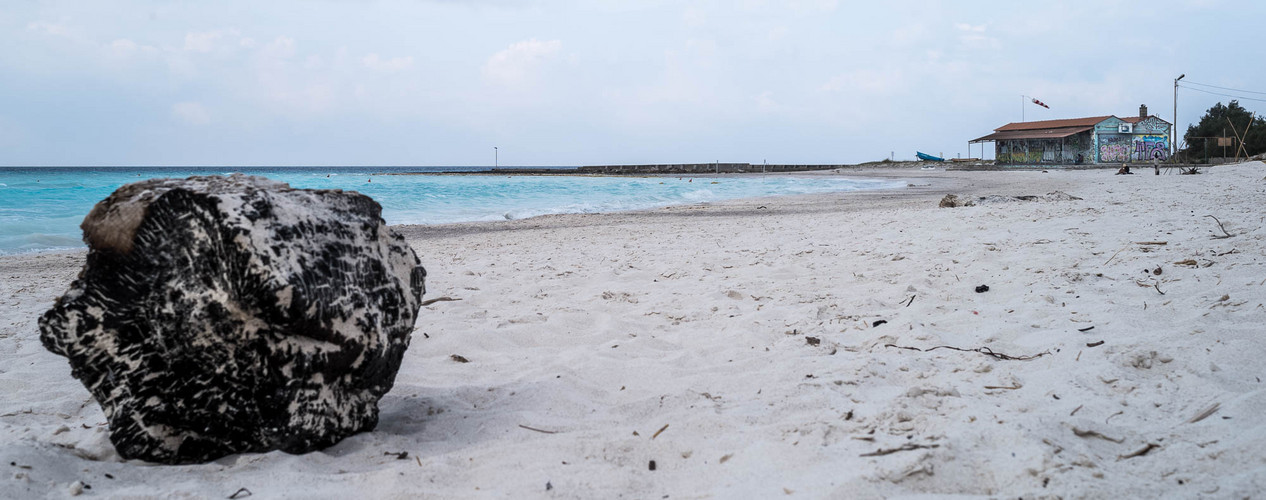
[2,163,1264,498]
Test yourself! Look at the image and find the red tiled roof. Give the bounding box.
[970,126,1094,143]
[994,116,1113,132]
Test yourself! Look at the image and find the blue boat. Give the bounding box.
[916,151,945,162]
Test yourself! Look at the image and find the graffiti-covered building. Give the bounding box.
[971,105,1171,165]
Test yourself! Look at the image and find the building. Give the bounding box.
[971,105,1172,165]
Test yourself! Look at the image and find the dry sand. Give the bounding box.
[2,163,1264,498]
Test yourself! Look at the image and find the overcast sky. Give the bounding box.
[2,0,1261,166]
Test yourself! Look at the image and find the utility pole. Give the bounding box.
[1173,74,1184,158]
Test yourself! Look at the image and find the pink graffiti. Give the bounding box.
[1100,144,1130,162]
[1134,140,1169,160]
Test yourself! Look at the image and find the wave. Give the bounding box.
[0,171,905,253]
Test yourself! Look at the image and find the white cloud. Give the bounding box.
[262,36,296,59]
[954,23,998,49]
[26,21,70,37]
[683,7,707,27]
[820,68,907,95]
[755,90,780,112]
[789,0,839,12]
[483,39,562,85]
[172,102,211,125]
[184,31,223,53]
[109,39,138,55]
[362,53,414,73]
[767,25,788,41]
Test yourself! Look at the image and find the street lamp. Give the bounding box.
[1173,74,1184,158]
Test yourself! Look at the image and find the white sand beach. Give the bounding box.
[2,163,1264,498]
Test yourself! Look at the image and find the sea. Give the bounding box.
[0,166,903,255]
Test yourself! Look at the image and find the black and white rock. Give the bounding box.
[39,175,426,464]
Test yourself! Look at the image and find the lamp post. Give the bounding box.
[1173,74,1184,158]
[494,146,498,169]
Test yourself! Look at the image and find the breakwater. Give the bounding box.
[472,163,848,175]
[577,163,847,174]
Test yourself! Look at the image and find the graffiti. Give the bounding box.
[1099,135,1132,162]
[997,136,1094,164]
[1135,136,1168,160]
[1100,143,1131,162]
[1135,117,1169,134]
[1098,134,1169,162]
[997,148,1043,164]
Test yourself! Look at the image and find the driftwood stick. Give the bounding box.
[1188,403,1221,424]
[1071,426,1125,443]
[1118,443,1160,460]
[1205,215,1233,239]
[420,296,462,306]
[859,443,939,457]
[1104,245,1130,265]
[885,344,1051,361]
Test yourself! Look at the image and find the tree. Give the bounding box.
[1182,100,1266,162]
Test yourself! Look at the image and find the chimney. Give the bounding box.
[1139,104,1148,118]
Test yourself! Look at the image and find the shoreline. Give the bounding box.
[390,167,1065,240]
[0,168,916,257]
[2,163,1264,497]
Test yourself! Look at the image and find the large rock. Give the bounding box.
[39,175,426,464]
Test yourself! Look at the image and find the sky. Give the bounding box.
[1,0,1262,166]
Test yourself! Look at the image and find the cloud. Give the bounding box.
[362,53,414,73]
[109,39,138,55]
[172,102,211,125]
[767,25,788,41]
[26,21,70,37]
[790,0,839,11]
[755,91,780,112]
[184,31,224,53]
[954,22,999,49]
[683,7,708,27]
[262,36,296,59]
[482,39,562,85]
[820,68,907,95]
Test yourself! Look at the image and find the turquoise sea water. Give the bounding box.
[0,166,903,255]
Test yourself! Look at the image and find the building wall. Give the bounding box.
[994,132,1094,164]
[1094,117,1170,163]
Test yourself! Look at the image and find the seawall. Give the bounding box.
[577,163,848,174]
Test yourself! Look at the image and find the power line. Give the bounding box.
[1177,84,1266,104]
[1182,80,1266,96]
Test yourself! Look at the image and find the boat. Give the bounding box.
[916,152,945,162]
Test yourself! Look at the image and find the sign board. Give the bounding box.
[1217,137,1233,147]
